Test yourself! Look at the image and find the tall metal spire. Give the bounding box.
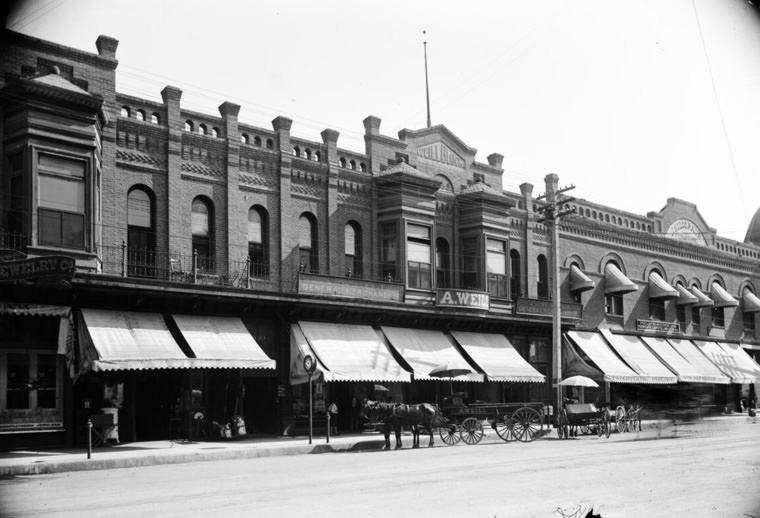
[423,30,431,128]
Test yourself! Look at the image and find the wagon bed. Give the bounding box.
[438,400,546,444]
[557,402,611,439]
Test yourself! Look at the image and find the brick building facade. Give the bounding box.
[1,30,758,450]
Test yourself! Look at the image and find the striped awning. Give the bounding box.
[448,332,545,383]
[569,265,595,293]
[290,322,411,384]
[675,284,698,306]
[604,264,638,294]
[667,338,730,384]
[711,283,739,308]
[640,335,717,383]
[599,330,678,384]
[565,331,641,383]
[743,290,760,313]
[648,272,678,299]
[690,287,714,308]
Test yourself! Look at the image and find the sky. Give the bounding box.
[5,0,760,241]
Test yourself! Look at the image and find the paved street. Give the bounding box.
[1,418,759,518]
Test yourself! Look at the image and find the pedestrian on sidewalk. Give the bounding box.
[327,401,339,436]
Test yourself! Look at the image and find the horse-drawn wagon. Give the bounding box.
[556,400,611,439]
[438,396,546,445]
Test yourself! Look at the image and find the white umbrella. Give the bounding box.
[429,363,473,400]
[559,375,599,388]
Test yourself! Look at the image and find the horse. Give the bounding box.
[361,399,440,450]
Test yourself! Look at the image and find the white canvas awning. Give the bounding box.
[448,332,545,383]
[639,335,717,383]
[599,330,677,384]
[565,331,641,383]
[666,338,730,384]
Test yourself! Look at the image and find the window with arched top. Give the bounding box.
[266,138,274,149]
[121,106,130,118]
[293,146,300,157]
[135,110,145,121]
[127,186,156,277]
[211,127,219,138]
[345,222,362,277]
[305,149,312,160]
[510,249,521,300]
[298,214,318,273]
[350,160,356,170]
[314,151,321,162]
[537,255,548,299]
[151,113,160,124]
[253,136,261,146]
[339,157,347,168]
[360,162,367,172]
[198,124,207,136]
[241,134,249,144]
[248,206,269,279]
[184,120,194,132]
[192,197,214,272]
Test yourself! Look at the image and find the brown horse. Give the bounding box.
[361,399,440,449]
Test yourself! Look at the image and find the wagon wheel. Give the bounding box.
[495,416,520,442]
[615,406,627,433]
[513,407,543,442]
[460,417,484,445]
[439,423,461,445]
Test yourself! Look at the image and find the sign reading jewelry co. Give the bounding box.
[436,289,490,310]
[0,255,76,282]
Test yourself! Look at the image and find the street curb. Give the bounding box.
[0,439,389,477]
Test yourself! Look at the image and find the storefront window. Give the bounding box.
[3,352,58,411]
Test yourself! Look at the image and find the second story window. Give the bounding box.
[537,254,549,299]
[344,222,362,277]
[605,293,624,316]
[486,238,507,299]
[248,206,269,279]
[192,197,214,272]
[692,306,702,327]
[406,223,432,290]
[461,237,478,290]
[510,249,521,300]
[712,306,725,328]
[436,238,451,288]
[38,153,86,250]
[127,187,156,277]
[298,214,318,273]
[380,222,397,281]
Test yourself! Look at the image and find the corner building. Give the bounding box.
[1,30,758,449]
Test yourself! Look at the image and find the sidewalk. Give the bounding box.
[1,413,752,477]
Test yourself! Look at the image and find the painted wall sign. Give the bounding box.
[416,142,465,169]
[436,289,490,310]
[636,319,679,333]
[0,255,75,282]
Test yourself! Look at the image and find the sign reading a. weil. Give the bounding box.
[0,255,75,282]
[436,289,490,310]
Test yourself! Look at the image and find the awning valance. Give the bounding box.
[599,330,678,384]
[565,331,641,383]
[675,284,699,306]
[290,322,411,384]
[380,327,483,382]
[171,315,275,370]
[78,309,189,372]
[604,264,638,294]
[648,272,678,299]
[690,287,714,308]
[639,336,715,384]
[693,340,760,384]
[569,265,595,293]
[742,290,760,313]
[711,283,739,308]
[448,332,545,383]
[666,338,730,384]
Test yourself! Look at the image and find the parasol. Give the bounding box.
[429,363,473,401]
[558,375,599,388]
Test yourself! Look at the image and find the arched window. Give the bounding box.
[121,106,130,118]
[253,136,261,146]
[510,249,521,300]
[127,187,156,277]
[248,206,269,279]
[339,157,347,168]
[314,151,321,162]
[360,162,367,172]
[293,146,300,157]
[345,222,362,277]
[298,214,318,273]
[241,134,249,144]
[151,113,160,124]
[184,120,194,132]
[211,127,219,138]
[537,255,549,299]
[192,197,214,273]
[135,110,145,121]
[436,237,450,288]
[198,124,207,136]
[266,138,274,149]
[350,160,356,170]
[305,149,312,160]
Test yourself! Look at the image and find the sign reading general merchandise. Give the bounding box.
[0,255,75,282]
[436,289,490,310]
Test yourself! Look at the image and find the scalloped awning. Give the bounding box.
[448,331,544,383]
[604,264,638,294]
[648,272,678,299]
[569,265,595,293]
[711,283,739,308]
